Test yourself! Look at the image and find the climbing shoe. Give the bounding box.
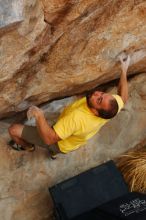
[8,140,35,152]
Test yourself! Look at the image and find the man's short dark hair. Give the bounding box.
[98,98,119,119]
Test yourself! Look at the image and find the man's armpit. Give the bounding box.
[52,127,62,142]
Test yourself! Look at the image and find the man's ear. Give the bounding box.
[93,91,98,96]
[90,107,99,116]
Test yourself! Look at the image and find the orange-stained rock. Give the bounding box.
[0,73,146,220]
[1,1,146,219]
[0,0,146,118]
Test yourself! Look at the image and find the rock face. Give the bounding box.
[0,73,146,220]
[0,0,146,118]
[1,0,146,219]
[0,0,24,28]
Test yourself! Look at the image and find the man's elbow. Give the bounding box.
[43,138,57,145]
[43,133,61,145]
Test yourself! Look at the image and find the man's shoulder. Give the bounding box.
[63,97,86,114]
[71,96,86,106]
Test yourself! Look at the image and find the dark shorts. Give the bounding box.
[21,125,61,154]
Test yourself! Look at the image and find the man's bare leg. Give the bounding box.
[8,124,34,150]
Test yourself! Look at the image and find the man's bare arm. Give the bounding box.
[117,55,130,104]
[27,106,61,145]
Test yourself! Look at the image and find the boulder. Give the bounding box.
[0,73,146,220]
[1,1,146,218]
[0,0,146,118]
[0,0,24,29]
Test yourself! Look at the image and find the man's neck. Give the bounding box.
[88,106,99,116]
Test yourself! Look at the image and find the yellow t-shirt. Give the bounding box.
[53,95,124,153]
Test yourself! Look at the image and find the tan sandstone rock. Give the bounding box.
[0,1,146,219]
[0,0,146,118]
[0,73,146,220]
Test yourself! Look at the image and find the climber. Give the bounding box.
[8,54,130,158]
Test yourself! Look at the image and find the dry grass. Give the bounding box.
[116,147,146,193]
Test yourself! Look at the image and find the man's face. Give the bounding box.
[87,91,113,112]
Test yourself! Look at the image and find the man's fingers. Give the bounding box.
[27,109,33,120]
[120,55,130,64]
[29,105,38,111]
[126,55,130,63]
[27,106,43,120]
[123,56,130,68]
[119,56,124,63]
[120,54,130,72]
[27,106,37,119]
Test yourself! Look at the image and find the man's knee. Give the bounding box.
[8,124,24,138]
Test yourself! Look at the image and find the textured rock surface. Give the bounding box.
[1,0,146,219]
[0,0,24,28]
[0,73,146,220]
[0,0,146,118]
